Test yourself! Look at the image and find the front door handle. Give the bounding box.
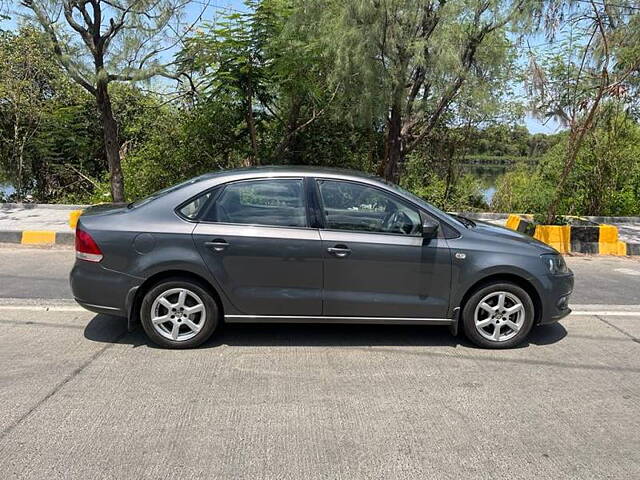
[327,245,351,258]
[204,239,229,252]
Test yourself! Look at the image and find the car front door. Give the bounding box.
[315,179,452,319]
[192,177,322,316]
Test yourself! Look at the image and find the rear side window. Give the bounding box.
[179,191,214,220]
[203,179,307,227]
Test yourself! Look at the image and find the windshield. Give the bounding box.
[383,182,468,229]
[128,176,205,209]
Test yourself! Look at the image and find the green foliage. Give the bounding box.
[401,154,488,212]
[492,111,640,216]
[491,165,555,214]
[0,26,100,200]
[3,0,640,219]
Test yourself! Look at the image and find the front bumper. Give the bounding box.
[538,270,574,325]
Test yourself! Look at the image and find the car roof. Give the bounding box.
[197,166,385,184]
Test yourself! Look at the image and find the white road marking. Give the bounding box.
[571,311,640,316]
[0,305,86,312]
[613,268,640,276]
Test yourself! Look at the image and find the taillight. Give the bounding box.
[75,229,103,262]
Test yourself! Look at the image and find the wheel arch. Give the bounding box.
[127,269,224,330]
[457,273,543,326]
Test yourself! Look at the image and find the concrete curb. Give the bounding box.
[0,230,74,245]
[1,202,88,210]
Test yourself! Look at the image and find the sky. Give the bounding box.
[2,0,564,135]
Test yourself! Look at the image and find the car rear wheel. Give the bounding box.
[140,278,219,349]
[462,282,535,349]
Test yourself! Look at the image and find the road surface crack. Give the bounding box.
[595,315,640,344]
[0,328,128,440]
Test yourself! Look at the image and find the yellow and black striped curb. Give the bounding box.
[0,208,82,245]
[0,230,75,245]
[69,209,83,229]
[506,214,636,255]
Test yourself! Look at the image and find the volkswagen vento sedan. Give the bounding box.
[70,167,573,349]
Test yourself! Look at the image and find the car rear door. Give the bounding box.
[315,178,452,319]
[192,177,323,316]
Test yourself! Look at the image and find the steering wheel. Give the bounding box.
[383,210,409,234]
[385,210,416,234]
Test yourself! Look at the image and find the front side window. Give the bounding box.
[317,180,422,235]
[205,178,307,227]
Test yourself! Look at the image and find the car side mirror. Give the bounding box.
[422,218,439,238]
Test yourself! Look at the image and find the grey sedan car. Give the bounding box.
[70,167,573,349]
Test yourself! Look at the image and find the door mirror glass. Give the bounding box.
[422,219,439,238]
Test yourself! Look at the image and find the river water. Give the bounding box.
[0,183,15,198]
[461,164,507,205]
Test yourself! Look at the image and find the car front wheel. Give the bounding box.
[140,278,219,349]
[462,282,535,349]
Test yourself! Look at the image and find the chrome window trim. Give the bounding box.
[319,229,425,247]
[192,222,321,241]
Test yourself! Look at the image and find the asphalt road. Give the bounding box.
[0,245,639,479]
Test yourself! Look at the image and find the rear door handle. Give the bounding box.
[204,239,229,252]
[327,245,351,258]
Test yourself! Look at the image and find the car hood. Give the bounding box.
[471,220,557,254]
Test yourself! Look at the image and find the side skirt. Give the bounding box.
[224,315,454,326]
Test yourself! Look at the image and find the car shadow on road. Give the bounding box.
[83,314,568,349]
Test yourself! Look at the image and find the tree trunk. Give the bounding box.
[12,118,23,200]
[246,77,259,166]
[379,103,403,182]
[96,81,125,202]
[545,88,605,224]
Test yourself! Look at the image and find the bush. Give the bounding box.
[401,155,488,212]
[491,165,554,214]
[492,113,640,217]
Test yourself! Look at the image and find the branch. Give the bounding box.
[273,84,341,156]
[63,1,96,54]
[21,0,97,95]
[404,0,525,153]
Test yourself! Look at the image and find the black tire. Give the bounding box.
[140,277,219,349]
[461,282,535,349]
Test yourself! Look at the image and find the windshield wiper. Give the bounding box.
[451,214,476,228]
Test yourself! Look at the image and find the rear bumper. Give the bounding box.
[74,299,126,317]
[70,260,141,317]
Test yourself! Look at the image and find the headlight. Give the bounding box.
[541,254,569,274]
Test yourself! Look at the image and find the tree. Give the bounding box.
[528,0,640,222]
[310,0,527,182]
[0,27,65,198]
[22,0,195,201]
[178,0,341,167]
[181,10,267,166]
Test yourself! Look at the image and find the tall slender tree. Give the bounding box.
[528,0,640,222]
[312,0,527,182]
[22,0,196,201]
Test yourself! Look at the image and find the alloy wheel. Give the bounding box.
[150,288,206,341]
[473,291,525,342]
